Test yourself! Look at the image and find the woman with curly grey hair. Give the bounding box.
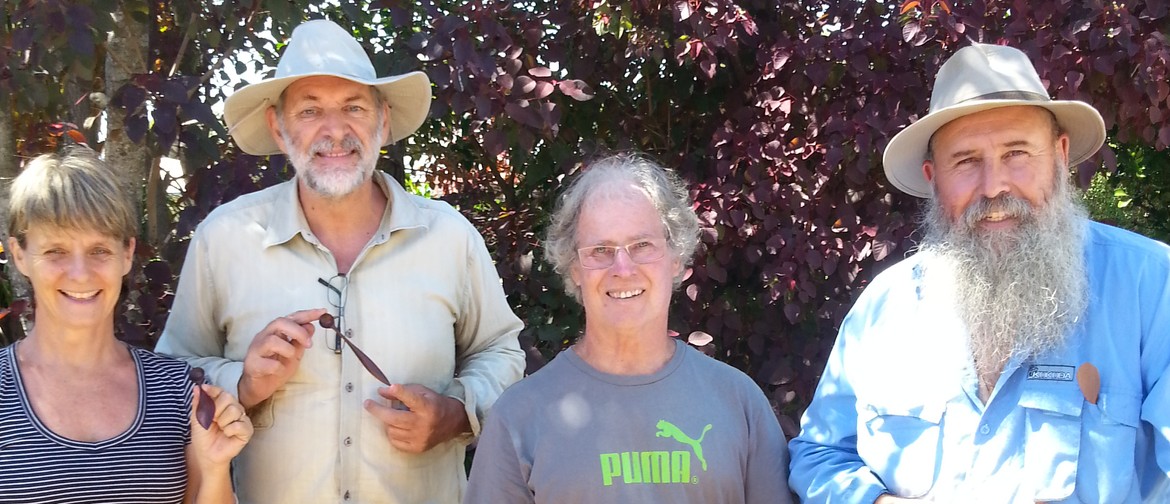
[465,153,791,504]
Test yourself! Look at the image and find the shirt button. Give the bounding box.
[980,424,990,435]
[345,382,354,392]
[344,436,353,447]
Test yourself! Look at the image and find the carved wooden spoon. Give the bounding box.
[189,367,216,430]
[320,313,391,386]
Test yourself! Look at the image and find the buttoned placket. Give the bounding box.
[307,235,365,502]
[943,357,1030,501]
[335,231,392,501]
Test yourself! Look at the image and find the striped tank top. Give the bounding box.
[0,344,192,503]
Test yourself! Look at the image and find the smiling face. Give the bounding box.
[918,106,1091,372]
[9,226,133,333]
[267,76,390,198]
[923,105,1070,232]
[570,181,681,338]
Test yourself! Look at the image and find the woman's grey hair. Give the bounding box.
[7,146,137,247]
[544,153,701,302]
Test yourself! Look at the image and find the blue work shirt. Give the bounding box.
[789,222,1170,503]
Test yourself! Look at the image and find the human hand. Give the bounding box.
[238,309,327,408]
[189,383,253,469]
[364,383,471,453]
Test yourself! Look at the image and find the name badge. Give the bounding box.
[1027,364,1074,382]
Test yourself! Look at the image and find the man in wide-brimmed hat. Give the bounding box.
[157,19,523,504]
[789,43,1170,502]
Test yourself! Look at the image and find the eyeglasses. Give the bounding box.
[317,274,394,388]
[318,274,348,354]
[576,237,669,270]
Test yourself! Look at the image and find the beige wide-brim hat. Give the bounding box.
[883,43,1106,198]
[223,19,432,156]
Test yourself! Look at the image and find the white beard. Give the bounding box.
[282,123,382,199]
[919,169,1089,371]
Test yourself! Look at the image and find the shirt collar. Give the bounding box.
[262,171,428,249]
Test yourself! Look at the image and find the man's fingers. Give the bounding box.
[265,317,315,348]
[256,332,306,362]
[387,436,424,454]
[378,384,432,411]
[286,307,329,326]
[364,399,411,426]
[246,353,287,376]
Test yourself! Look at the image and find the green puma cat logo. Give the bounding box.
[655,420,712,470]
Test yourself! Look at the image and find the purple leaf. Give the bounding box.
[496,73,514,90]
[124,114,148,143]
[557,79,595,101]
[698,57,716,79]
[533,81,554,99]
[483,128,507,157]
[688,331,714,346]
[902,22,921,43]
[783,303,800,324]
[189,368,215,430]
[505,101,543,129]
[161,79,189,104]
[707,260,727,283]
[529,66,552,77]
[515,75,536,94]
[113,85,147,110]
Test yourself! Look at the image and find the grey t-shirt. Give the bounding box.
[465,339,792,504]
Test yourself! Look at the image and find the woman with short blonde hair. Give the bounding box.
[0,146,252,503]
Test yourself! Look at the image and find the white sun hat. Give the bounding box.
[223,19,432,156]
[882,43,1106,198]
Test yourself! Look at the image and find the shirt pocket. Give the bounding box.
[858,402,945,498]
[1075,391,1141,503]
[1019,386,1082,501]
[248,394,276,429]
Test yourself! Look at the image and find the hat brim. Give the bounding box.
[223,71,432,156]
[882,100,1106,198]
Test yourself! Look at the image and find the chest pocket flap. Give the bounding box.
[858,402,945,498]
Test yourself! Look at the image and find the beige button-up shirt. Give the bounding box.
[156,172,524,503]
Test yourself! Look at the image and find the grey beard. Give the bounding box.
[919,174,1089,370]
[281,123,381,199]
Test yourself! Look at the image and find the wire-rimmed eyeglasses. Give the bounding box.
[576,237,669,270]
[317,274,348,354]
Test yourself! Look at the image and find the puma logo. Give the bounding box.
[655,420,712,470]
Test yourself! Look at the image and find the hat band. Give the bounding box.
[955,89,1049,105]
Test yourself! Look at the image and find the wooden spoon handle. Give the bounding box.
[341,334,391,386]
[189,367,216,430]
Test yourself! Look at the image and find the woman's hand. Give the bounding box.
[189,383,253,469]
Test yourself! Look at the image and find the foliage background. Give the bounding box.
[2,0,1169,436]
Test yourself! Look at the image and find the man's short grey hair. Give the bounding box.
[544,153,701,303]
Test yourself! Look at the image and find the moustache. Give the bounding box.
[960,194,1035,231]
[309,135,365,157]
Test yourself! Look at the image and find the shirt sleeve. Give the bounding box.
[1138,251,1170,494]
[446,227,525,437]
[463,408,534,504]
[745,384,794,504]
[155,226,247,401]
[788,310,889,504]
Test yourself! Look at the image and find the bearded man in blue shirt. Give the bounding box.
[789,43,1170,503]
